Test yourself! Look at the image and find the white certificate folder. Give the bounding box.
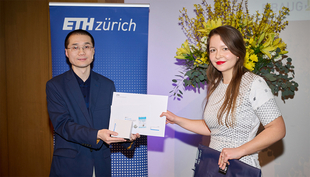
[109,92,168,137]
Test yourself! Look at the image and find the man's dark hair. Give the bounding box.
[64,29,95,48]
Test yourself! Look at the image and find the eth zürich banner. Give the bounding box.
[49,3,149,176]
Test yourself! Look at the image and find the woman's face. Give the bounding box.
[208,34,239,82]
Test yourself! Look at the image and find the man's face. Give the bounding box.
[65,34,95,71]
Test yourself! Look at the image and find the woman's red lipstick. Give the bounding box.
[216,61,226,65]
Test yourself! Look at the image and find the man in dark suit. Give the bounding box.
[46,29,139,177]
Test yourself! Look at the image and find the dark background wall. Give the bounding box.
[0,0,123,176]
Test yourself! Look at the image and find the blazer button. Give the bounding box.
[90,149,93,152]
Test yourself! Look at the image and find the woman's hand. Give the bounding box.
[160,110,211,136]
[218,147,244,170]
[160,110,179,124]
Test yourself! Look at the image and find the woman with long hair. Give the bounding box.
[161,25,286,171]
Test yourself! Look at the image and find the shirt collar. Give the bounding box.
[73,70,91,86]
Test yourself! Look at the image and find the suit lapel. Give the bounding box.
[89,71,100,117]
[65,70,92,126]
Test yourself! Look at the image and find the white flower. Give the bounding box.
[190,44,197,52]
[263,54,269,59]
[200,36,208,43]
[274,55,282,61]
[201,43,207,52]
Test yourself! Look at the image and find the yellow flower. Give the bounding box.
[273,38,281,46]
[249,54,258,62]
[244,53,256,71]
[197,19,222,34]
[258,33,278,59]
[244,62,255,71]
[249,38,254,46]
[175,40,191,59]
[279,50,288,55]
[261,46,276,59]
[262,33,275,48]
[194,54,208,67]
[274,40,286,51]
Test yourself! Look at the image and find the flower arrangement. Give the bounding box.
[171,0,298,102]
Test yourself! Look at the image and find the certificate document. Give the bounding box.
[109,92,168,137]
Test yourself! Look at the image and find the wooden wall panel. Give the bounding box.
[4,0,52,175]
[1,0,123,176]
[0,0,9,176]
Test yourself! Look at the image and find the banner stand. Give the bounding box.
[49,3,149,176]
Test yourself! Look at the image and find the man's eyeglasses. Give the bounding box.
[67,45,93,52]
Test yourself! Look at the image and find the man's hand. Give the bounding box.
[129,133,140,142]
[97,129,127,144]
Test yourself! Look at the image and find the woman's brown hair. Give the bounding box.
[206,25,247,127]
